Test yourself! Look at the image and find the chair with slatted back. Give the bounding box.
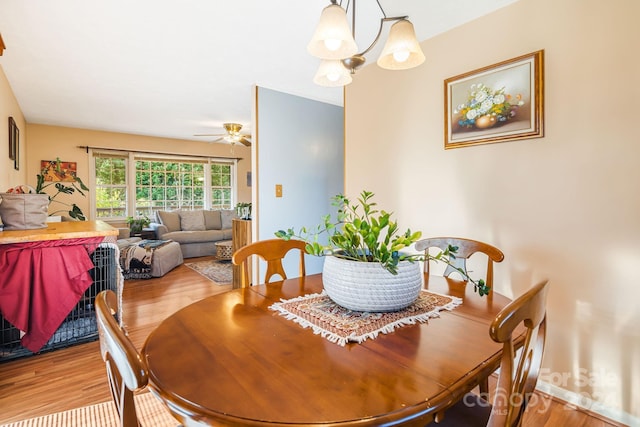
[95,290,146,426]
[232,238,307,287]
[428,279,550,427]
[95,290,179,427]
[415,237,505,295]
[416,237,504,395]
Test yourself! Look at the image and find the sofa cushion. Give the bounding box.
[179,210,205,231]
[203,210,222,230]
[157,210,181,232]
[220,209,237,229]
[162,230,225,244]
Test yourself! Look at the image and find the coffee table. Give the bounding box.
[215,240,233,261]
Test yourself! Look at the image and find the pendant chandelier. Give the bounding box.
[308,0,425,87]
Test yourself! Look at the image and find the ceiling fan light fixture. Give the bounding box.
[307,3,357,60]
[224,134,241,143]
[376,19,425,70]
[194,122,251,147]
[313,59,353,87]
[223,122,243,135]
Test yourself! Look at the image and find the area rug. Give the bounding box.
[185,259,233,285]
[0,392,177,427]
[269,290,462,346]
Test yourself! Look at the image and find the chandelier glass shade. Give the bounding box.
[308,0,425,86]
[313,59,353,86]
[307,4,358,60]
[377,19,425,70]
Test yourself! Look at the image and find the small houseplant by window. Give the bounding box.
[126,215,151,234]
[236,202,252,220]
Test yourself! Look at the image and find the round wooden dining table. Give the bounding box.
[142,273,512,426]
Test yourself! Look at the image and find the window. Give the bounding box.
[211,163,232,209]
[94,155,127,218]
[92,151,236,220]
[135,159,206,216]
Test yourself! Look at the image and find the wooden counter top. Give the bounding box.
[0,220,118,244]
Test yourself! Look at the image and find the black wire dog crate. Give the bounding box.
[0,242,119,362]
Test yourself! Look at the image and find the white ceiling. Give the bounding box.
[0,0,517,142]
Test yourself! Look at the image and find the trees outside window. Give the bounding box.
[135,160,206,217]
[93,152,235,220]
[95,156,126,218]
[211,163,232,209]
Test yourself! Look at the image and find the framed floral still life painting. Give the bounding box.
[444,50,544,149]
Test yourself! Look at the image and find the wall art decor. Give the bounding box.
[8,116,16,160]
[444,50,544,149]
[41,159,78,182]
[8,117,19,169]
[14,128,18,170]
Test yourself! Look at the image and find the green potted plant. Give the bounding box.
[35,158,89,221]
[235,202,252,220]
[126,215,151,234]
[276,190,489,311]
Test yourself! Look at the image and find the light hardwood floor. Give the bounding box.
[0,257,625,426]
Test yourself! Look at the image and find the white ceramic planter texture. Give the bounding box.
[322,256,423,312]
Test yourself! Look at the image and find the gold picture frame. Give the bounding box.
[8,116,19,169]
[8,116,16,160]
[444,50,544,149]
[41,160,78,182]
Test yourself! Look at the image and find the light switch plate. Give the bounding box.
[275,184,283,197]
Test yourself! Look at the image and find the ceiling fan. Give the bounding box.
[194,123,251,146]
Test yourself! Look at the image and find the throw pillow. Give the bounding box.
[203,210,222,230]
[179,210,206,231]
[220,209,237,229]
[157,210,181,232]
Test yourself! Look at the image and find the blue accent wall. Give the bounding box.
[255,87,343,276]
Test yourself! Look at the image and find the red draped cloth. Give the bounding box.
[0,237,104,352]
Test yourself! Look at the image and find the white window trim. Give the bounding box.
[89,148,238,221]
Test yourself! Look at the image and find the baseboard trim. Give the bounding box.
[536,380,638,427]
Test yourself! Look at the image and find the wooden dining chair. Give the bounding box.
[416,237,504,395]
[415,237,505,295]
[95,290,179,427]
[232,238,307,287]
[429,279,550,427]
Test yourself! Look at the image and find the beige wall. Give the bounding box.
[0,65,27,190]
[26,124,252,222]
[345,0,639,420]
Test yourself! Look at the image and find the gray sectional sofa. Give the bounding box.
[149,209,236,258]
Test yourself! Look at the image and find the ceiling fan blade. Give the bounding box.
[239,137,251,146]
[194,133,225,137]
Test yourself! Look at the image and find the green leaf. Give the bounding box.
[74,176,89,193]
[69,204,86,221]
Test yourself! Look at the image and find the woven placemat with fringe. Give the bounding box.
[269,290,462,346]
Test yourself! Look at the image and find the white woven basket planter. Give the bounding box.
[322,256,423,312]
